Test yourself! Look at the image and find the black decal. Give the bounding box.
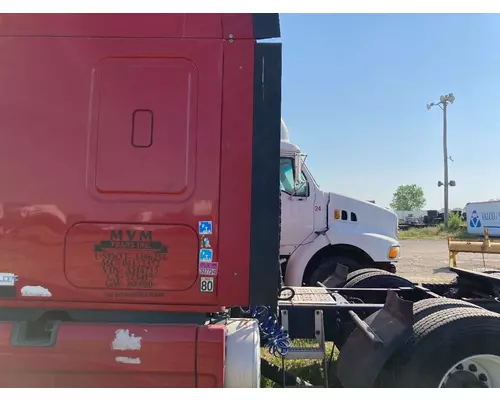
[110,230,123,241]
[94,229,168,290]
[140,231,153,241]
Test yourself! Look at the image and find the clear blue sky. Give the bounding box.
[277,13,500,210]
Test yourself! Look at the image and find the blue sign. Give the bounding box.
[199,221,213,235]
[469,210,482,228]
[200,249,213,262]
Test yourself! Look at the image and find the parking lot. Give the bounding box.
[396,239,500,283]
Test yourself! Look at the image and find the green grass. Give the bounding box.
[398,225,447,240]
[398,213,469,240]
[260,340,339,388]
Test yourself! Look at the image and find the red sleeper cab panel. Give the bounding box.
[0,323,225,388]
[92,57,197,196]
[0,13,259,311]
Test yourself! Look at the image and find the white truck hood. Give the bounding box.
[328,192,399,240]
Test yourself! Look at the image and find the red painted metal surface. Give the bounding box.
[0,14,255,39]
[65,223,199,292]
[0,322,225,387]
[0,14,257,312]
[196,325,226,388]
[218,39,255,306]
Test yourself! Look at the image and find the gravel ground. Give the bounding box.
[396,239,500,283]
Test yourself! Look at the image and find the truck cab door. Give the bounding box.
[280,157,315,250]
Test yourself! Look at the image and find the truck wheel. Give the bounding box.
[340,271,412,305]
[342,268,390,287]
[380,307,500,387]
[307,256,362,286]
[343,271,412,289]
[413,298,482,321]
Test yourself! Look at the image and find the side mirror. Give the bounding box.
[294,152,302,188]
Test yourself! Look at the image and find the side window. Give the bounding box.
[280,158,295,195]
[280,157,309,197]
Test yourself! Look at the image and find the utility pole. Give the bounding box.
[443,101,448,229]
[427,93,455,229]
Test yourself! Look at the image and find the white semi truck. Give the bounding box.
[279,120,400,286]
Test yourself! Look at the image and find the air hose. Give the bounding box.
[240,287,295,357]
[241,306,291,357]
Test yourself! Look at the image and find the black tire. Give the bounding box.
[343,268,395,287]
[307,256,362,286]
[343,271,412,289]
[340,271,412,305]
[380,307,500,388]
[413,298,482,321]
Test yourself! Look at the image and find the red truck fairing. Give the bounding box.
[0,13,282,387]
[0,13,281,312]
[0,322,225,387]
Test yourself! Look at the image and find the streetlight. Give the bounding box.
[427,93,455,229]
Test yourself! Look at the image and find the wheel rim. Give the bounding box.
[439,355,500,388]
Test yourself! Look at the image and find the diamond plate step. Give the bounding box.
[284,346,325,360]
[278,286,336,306]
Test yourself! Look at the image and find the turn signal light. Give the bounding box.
[388,246,400,259]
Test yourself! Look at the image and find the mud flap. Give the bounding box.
[336,291,414,388]
[322,263,349,287]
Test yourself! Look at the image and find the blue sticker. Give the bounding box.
[199,249,213,262]
[199,221,213,235]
